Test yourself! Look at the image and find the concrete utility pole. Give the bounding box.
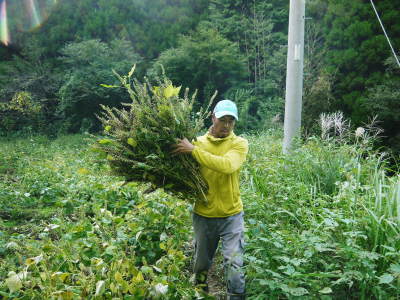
[283,0,305,154]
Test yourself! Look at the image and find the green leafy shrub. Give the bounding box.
[94,66,211,201]
[0,91,42,133]
[0,134,199,299]
[57,39,142,133]
[148,26,248,108]
[243,129,400,299]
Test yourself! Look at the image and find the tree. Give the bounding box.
[302,21,335,133]
[7,0,209,60]
[197,0,289,132]
[57,39,141,133]
[321,0,400,124]
[149,26,248,109]
[363,57,400,155]
[203,0,288,95]
[0,37,61,133]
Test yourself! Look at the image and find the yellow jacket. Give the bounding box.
[192,131,248,217]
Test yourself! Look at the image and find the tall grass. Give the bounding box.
[362,168,400,258]
[242,128,400,299]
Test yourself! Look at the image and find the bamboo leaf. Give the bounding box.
[128,64,136,78]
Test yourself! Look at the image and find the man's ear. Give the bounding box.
[211,114,216,124]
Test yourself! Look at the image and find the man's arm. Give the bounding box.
[191,140,248,174]
[171,138,248,174]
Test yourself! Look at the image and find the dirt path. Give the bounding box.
[207,250,226,299]
[186,239,226,299]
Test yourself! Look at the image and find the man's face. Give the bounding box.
[211,114,236,138]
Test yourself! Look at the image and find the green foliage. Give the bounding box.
[224,88,283,134]
[0,135,199,299]
[200,0,288,132]
[363,57,400,156]
[319,0,400,123]
[302,21,335,133]
[149,27,248,108]
[1,129,400,298]
[0,91,42,133]
[57,39,141,133]
[204,0,288,96]
[7,0,208,60]
[243,129,400,299]
[0,38,61,134]
[94,67,210,201]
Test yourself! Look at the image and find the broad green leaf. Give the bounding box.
[127,138,137,147]
[100,84,119,88]
[51,272,69,282]
[288,287,309,296]
[110,282,118,293]
[319,287,332,294]
[258,279,269,286]
[115,271,124,283]
[163,85,181,99]
[98,139,113,145]
[389,263,400,274]
[153,86,161,96]
[135,272,144,283]
[95,280,106,296]
[160,232,168,241]
[6,242,19,250]
[128,64,136,78]
[26,254,43,266]
[56,291,73,300]
[0,291,11,297]
[140,266,152,274]
[378,273,394,284]
[40,272,47,281]
[105,245,117,256]
[153,266,162,273]
[6,274,22,293]
[324,218,338,227]
[154,283,168,295]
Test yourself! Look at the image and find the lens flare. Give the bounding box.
[1,0,10,46]
[27,0,41,29]
[1,0,58,46]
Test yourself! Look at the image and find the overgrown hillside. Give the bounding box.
[0,130,399,298]
[1,0,399,154]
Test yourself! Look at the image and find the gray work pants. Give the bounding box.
[192,211,245,295]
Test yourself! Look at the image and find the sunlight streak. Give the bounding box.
[27,0,42,28]
[0,0,10,46]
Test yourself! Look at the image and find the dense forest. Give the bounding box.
[0,0,399,153]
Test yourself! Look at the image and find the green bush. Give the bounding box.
[148,26,248,109]
[243,130,400,299]
[0,135,198,299]
[0,91,43,134]
[57,39,142,133]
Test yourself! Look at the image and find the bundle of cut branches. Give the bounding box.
[93,66,214,202]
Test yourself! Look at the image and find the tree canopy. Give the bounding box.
[0,0,399,154]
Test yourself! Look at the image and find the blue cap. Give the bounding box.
[213,100,238,121]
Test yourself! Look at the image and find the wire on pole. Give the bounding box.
[370,0,400,68]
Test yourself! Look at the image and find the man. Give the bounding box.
[172,100,248,300]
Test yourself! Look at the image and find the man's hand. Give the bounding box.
[171,138,194,155]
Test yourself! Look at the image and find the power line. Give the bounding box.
[370,0,400,68]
